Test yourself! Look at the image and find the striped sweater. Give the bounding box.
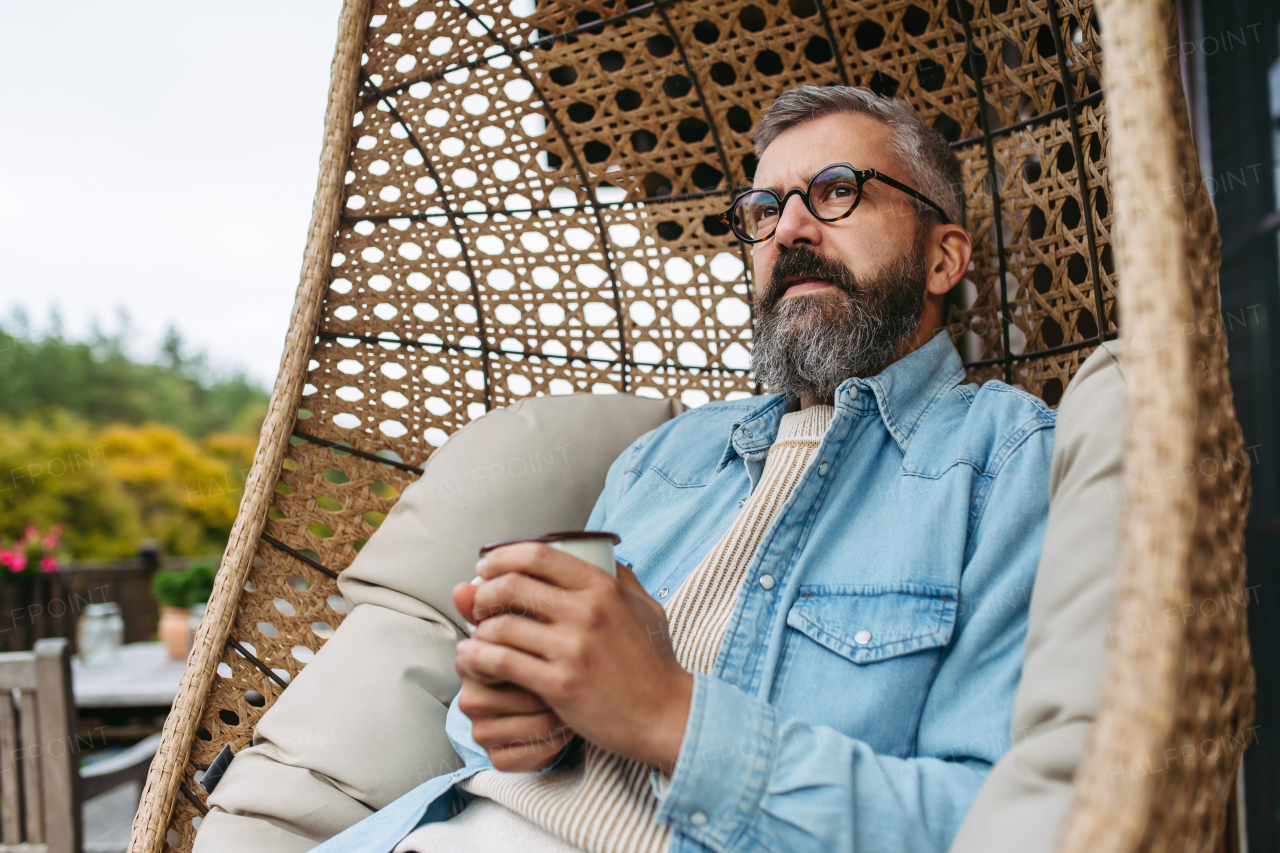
[396,405,835,853]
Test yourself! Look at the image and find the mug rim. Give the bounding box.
[478,530,621,556]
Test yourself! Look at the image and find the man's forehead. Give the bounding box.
[752,112,897,189]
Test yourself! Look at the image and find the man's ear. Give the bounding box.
[925,223,973,297]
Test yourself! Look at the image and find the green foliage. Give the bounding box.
[0,413,257,559]
[0,323,266,560]
[158,572,188,607]
[186,563,217,605]
[0,324,268,438]
[0,412,142,558]
[152,564,218,608]
[151,569,192,608]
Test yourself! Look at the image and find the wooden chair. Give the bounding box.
[0,638,158,853]
[128,0,1254,851]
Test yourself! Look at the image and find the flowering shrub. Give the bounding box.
[0,414,256,558]
[0,523,64,577]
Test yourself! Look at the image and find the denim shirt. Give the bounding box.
[311,331,1056,853]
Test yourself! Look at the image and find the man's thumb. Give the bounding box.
[615,562,641,587]
[616,564,663,610]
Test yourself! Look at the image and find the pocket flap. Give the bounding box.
[786,584,959,664]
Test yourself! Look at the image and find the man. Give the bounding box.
[312,84,1055,853]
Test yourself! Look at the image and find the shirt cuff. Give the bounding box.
[445,692,492,770]
[654,673,780,851]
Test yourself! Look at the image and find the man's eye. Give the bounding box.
[829,185,854,198]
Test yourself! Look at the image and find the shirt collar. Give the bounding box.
[719,330,965,464]
[844,330,966,453]
[718,395,789,468]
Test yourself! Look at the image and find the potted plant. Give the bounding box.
[152,564,220,659]
[152,569,194,659]
[186,563,216,607]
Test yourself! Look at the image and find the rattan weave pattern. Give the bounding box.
[1056,1,1254,850]
[128,0,1249,851]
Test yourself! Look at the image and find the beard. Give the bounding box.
[750,233,929,400]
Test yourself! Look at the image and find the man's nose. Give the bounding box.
[772,191,822,248]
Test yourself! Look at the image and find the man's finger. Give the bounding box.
[485,727,576,773]
[457,679,550,718]
[470,711,567,750]
[476,542,602,590]
[452,581,478,624]
[471,569,570,623]
[472,613,560,659]
[455,637,551,690]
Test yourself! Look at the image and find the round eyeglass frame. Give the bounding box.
[717,162,952,244]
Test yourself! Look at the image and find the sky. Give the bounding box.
[1,0,344,387]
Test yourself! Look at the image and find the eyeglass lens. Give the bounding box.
[730,165,863,241]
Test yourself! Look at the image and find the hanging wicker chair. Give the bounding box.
[129,0,1253,850]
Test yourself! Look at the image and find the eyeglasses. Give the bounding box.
[718,162,952,244]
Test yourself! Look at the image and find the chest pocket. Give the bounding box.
[786,584,959,664]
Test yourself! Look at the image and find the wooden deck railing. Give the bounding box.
[0,557,217,653]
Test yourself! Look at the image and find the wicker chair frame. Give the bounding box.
[129,0,1252,850]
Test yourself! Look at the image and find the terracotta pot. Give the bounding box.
[159,606,192,659]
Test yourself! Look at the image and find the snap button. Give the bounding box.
[847,387,859,403]
[658,587,669,599]
[741,427,752,437]
[758,574,775,590]
[854,630,872,645]
[689,809,709,827]
[817,461,829,476]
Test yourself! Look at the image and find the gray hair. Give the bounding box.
[753,86,965,228]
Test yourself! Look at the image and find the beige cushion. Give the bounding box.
[949,341,1126,853]
[197,393,684,851]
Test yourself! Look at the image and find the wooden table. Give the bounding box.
[70,643,186,853]
[72,642,187,708]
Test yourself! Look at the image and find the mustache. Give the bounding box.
[750,237,929,396]
[762,247,860,309]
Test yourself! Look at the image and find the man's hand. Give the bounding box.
[452,543,693,773]
[452,582,575,772]
[453,679,576,772]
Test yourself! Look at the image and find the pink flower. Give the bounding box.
[0,552,26,573]
[39,556,57,573]
[23,523,38,543]
[42,524,65,549]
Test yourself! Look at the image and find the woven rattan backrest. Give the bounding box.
[129,1,1248,852]
[1055,1,1253,851]
[320,0,1113,424]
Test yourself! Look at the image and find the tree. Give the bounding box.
[0,412,140,558]
[0,323,267,558]
[0,413,257,559]
[0,325,269,438]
